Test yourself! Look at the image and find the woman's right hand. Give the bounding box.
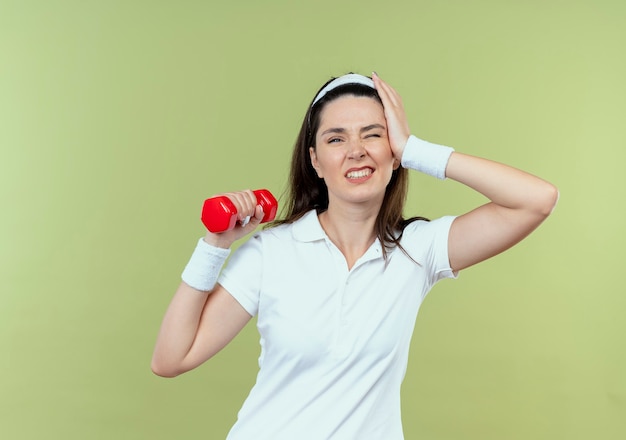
[202,189,265,249]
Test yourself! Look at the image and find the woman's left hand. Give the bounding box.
[372,72,410,161]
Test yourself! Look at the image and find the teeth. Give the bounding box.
[346,169,372,179]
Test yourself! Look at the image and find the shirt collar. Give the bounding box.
[292,210,327,242]
[291,210,391,260]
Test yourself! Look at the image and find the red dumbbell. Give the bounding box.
[201,189,278,233]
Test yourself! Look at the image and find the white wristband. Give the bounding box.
[400,135,455,179]
[181,238,231,291]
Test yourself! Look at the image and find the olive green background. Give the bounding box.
[1,0,624,439]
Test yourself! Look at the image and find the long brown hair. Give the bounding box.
[273,75,427,260]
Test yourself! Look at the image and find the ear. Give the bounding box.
[309,147,323,178]
[392,157,401,170]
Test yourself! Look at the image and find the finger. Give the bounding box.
[225,190,257,223]
[242,189,258,216]
[251,204,265,223]
[374,84,405,139]
[372,73,411,157]
[373,74,406,126]
[377,74,402,103]
[373,72,402,108]
[239,190,258,222]
[241,203,265,231]
[372,72,392,107]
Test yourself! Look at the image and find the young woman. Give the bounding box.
[152,73,559,439]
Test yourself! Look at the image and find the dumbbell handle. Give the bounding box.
[201,189,278,233]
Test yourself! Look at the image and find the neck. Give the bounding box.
[319,202,380,269]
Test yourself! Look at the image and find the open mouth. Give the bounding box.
[345,168,373,179]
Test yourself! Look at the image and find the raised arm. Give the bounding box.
[151,191,263,378]
[445,153,558,271]
[372,72,559,272]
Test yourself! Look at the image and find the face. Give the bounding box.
[309,95,399,208]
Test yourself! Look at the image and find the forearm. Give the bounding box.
[151,283,211,377]
[445,152,559,216]
[152,238,230,377]
[443,151,558,271]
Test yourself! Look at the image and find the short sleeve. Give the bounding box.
[218,234,264,316]
[402,215,458,285]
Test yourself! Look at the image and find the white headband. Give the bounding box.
[311,73,375,107]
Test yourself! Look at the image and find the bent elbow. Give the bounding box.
[150,358,183,378]
[539,183,560,217]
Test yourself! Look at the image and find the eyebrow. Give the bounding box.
[320,123,386,137]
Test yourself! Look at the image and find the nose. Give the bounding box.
[348,141,366,160]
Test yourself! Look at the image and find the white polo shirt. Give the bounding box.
[218,210,457,440]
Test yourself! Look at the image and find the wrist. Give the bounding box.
[202,231,234,249]
[400,135,455,179]
[181,238,231,291]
